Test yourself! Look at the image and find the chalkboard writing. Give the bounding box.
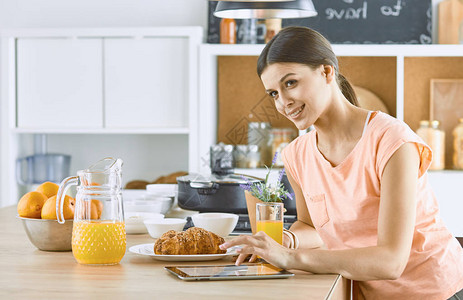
[207,0,432,44]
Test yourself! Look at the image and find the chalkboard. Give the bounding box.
[207,0,432,44]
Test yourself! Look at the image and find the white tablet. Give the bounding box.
[165,263,294,281]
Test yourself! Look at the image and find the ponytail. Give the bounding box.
[337,73,358,106]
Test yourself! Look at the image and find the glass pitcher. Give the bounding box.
[56,157,126,265]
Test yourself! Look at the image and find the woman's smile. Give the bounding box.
[286,104,305,119]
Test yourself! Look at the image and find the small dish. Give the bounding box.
[191,213,239,237]
[125,212,164,234]
[143,218,187,239]
[129,243,237,261]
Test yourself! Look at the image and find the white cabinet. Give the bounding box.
[0,27,202,208]
[16,38,103,129]
[104,37,188,128]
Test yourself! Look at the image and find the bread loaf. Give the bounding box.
[154,227,226,255]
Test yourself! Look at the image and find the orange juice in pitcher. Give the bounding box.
[72,221,126,265]
[57,158,126,265]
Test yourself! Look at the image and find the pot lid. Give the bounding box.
[177,173,261,184]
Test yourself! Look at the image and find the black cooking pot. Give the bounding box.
[177,174,259,214]
[177,173,297,215]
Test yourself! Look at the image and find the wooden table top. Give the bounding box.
[0,205,345,299]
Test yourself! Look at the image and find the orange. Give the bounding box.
[36,181,59,198]
[92,200,103,219]
[17,191,48,218]
[41,195,75,220]
[77,200,103,220]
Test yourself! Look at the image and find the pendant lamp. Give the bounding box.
[213,0,317,19]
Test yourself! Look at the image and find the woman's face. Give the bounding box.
[260,62,332,130]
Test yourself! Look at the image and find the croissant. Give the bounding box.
[154,227,226,255]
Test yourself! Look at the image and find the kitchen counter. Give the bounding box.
[0,205,349,299]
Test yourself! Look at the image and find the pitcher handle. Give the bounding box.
[56,176,78,224]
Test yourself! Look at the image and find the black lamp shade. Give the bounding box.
[213,0,317,19]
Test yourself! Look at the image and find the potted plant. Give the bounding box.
[240,152,293,236]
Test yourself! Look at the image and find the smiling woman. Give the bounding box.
[220,26,463,300]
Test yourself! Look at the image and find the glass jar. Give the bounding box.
[271,128,296,167]
[247,145,260,169]
[453,118,463,169]
[234,145,248,169]
[220,18,236,44]
[265,19,282,43]
[248,122,272,167]
[416,120,445,170]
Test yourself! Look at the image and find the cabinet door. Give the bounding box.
[16,38,103,129]
[104,37,188,128]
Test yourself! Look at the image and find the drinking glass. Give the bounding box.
[256,202,283,244]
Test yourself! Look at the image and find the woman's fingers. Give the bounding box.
[220,234,265,250]
[248,254,258,263]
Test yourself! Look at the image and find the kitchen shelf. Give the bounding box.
[12,128,190,134]
[198,43,463,174]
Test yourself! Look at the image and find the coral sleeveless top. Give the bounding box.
[282,112,463,300]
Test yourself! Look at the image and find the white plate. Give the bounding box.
[129,243,237,262]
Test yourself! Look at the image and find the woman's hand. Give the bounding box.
[220,231,293,268]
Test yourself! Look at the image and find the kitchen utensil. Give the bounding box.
[16,153,71,185]
[17,216,73,251]
[177,173,261,214]
[191,213,239,237]
[56,157,126,265]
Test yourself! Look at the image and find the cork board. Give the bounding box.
[430,79,463,168]
[217,56,396,144]
[404,57,463,133]
[338,56,396,115]
[217,56,295,144]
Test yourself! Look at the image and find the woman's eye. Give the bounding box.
[285,80,296,87]
[269,91,278,98]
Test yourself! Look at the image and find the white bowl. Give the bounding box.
[143,195,174,214]
[191,213,239,237]
[146,184,177,197]
[143,218,187,239]
[125,212,164,234]
[124,200,164,214]
[122,189,146,202]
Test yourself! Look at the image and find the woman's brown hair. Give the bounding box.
[257,26,358,106]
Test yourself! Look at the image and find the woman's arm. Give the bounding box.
[284,170,324,249]
[221,142,419,280]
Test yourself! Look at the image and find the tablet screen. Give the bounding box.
[165,263,294,281]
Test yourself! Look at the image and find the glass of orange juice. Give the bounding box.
[256,202,283,244]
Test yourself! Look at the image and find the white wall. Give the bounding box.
[0,0,208,30]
